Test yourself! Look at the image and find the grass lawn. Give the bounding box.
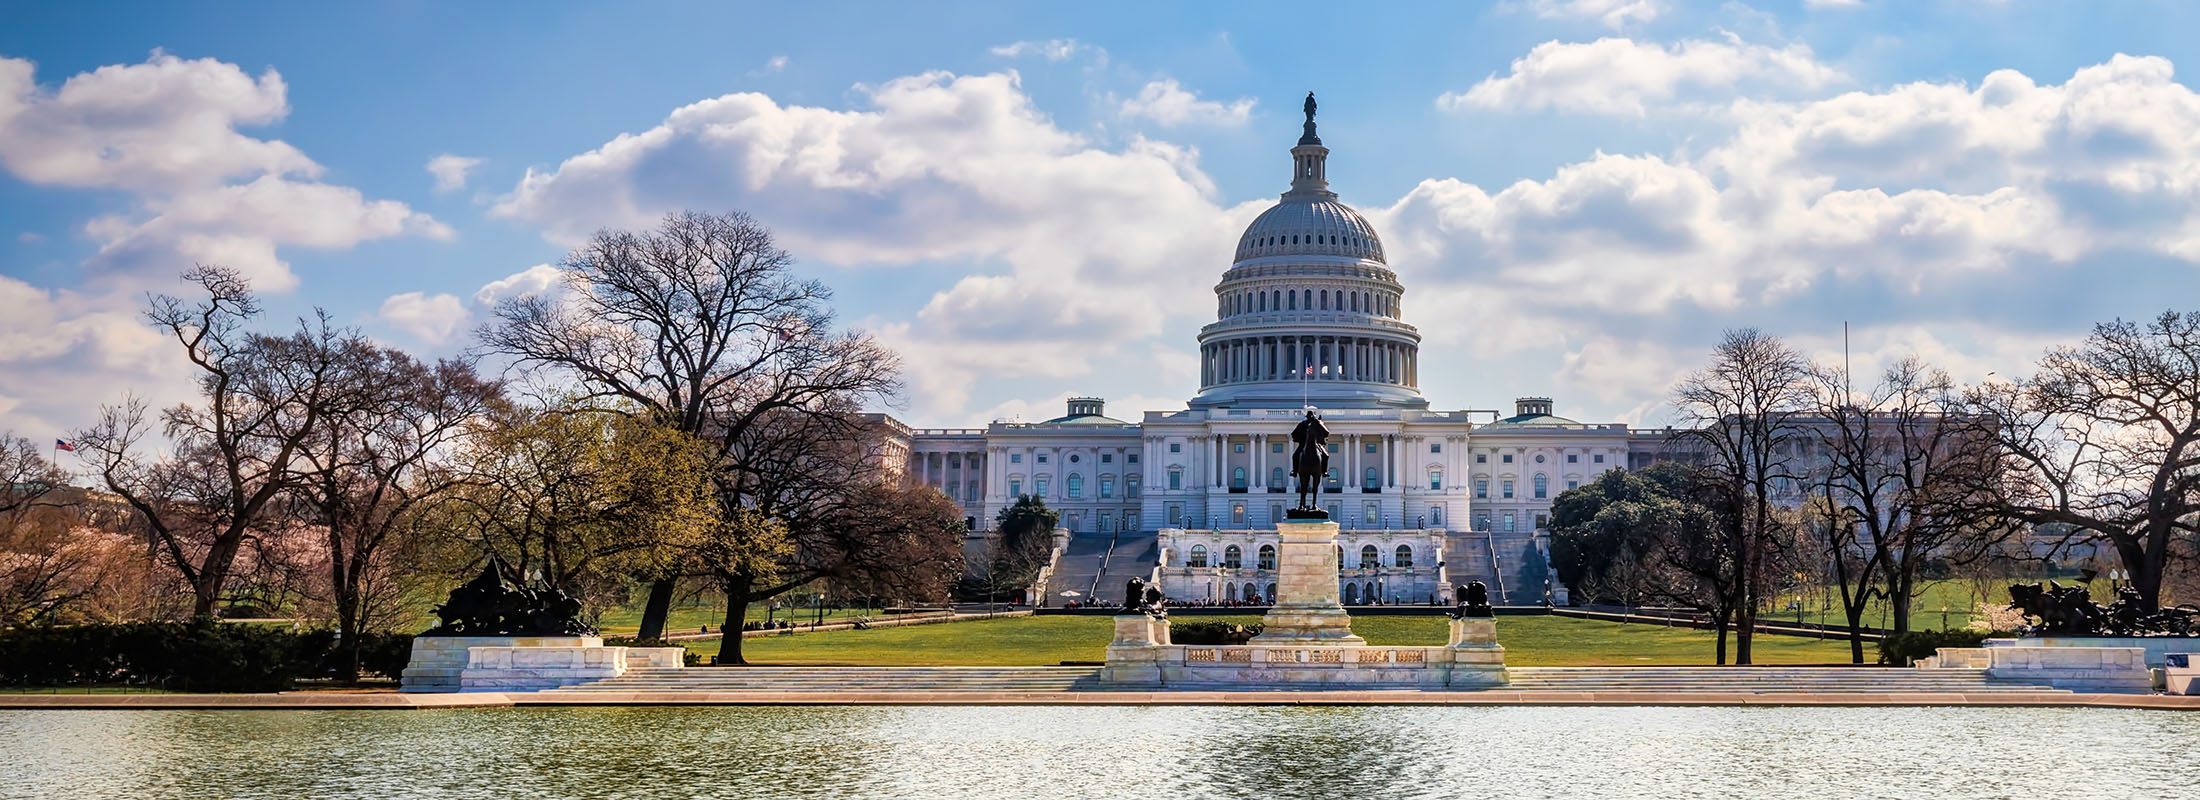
[593,603,900,637]
[1760,579,2037,631]
[676,614,1862,666]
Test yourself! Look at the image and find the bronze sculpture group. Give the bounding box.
[422,554,593,637]
[2006,581,2199,637]
[1123,576,1168,619]
[1451,581,1493,619]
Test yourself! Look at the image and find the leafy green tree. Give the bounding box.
[988,496,1060,592]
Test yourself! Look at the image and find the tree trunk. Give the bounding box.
[1713,609,1731,666]
[717,577,752,666]
[1735,602,1755,665]
[1844,604,1868,665]
[637,577,677,641]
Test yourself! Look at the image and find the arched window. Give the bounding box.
[1364,582,1377,604]
[1289,291,1298,310]
[1244,582,1258,603]
[1303,289,1312,309]
[1326,467,1340,487]
[1067,473,1083,499]
[1364,467,1379,489]
[1270,466,1285,489]
[1359,545,1379,569]
[1322,291,1330,310]
[1226,583,1238,601]
[1351,293,1360,312]
[1266,582,1277,601]
[1223,544,1242,569]
[1232,467,1247,490]
[1534,473,1549,499]
[1188,545,1208,568]
[1258,544,1276,570]
[1272,290,1281,310]
[1395,545,1413,568]
[1036,477,1050,497]
[1258,293,1267,311]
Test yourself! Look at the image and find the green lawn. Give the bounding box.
[676,614,1862,666]
[1759,579,2036,631]
[593,603,900,637]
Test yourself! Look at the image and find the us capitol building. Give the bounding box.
[867,99,1675,605]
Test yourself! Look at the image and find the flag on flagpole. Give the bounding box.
[53,439,75,452]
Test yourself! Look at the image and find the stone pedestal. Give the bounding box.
[1250,520,1365,646]
[1983,645,2154,692]
[1445,617,1509,687]
[402,635,645,693]
[1099,614,1172,684]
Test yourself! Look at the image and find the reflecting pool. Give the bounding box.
[3,705,2196,799]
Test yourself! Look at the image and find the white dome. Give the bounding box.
[1233,197,1386,264]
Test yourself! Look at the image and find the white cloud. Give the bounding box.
[0,53,448,443]
[1517,0,1663,29]
[473,263,563,307]
[763,55,788,73]
[15,231,39,243]
[1804,0,1863,8]
[987,39,1101,64]
[1118,79,1256,127]
[1440,36,1846,115]
[377,291,467,343]
[426,154,482,193]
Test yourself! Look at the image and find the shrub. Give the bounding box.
[0,623,361,692]
[1169,621,1262,646]
[1876,629,1991,666]
[352,632,416,679]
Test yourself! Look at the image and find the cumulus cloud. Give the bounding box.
[1440,36,1846,115]
[1118,79,1256,127]
[426,154,482,192]
[472,263,563,306]
[1804,0,1863,8]
[377,291,467,343]
[0,52,447,442]
[489,69,1249,417]
[1517,0,1662,29]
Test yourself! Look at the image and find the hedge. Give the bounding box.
[0,623,415,692]
[1876,629,1991,666]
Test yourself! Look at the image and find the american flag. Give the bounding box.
[54,439,75,452]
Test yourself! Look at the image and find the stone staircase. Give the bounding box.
[1499,666,2071,693]
[543,665,2075,694]
[547,666,1107,693]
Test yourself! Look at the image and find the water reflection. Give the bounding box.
[3,706,2196,799]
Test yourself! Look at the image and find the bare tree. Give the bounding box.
[291,350,501,677]
[74,267,352,620]
[480,210,903,640]
[1672,328,1813,665]
[1806,356,2009,661]
[1964,311,2200,610]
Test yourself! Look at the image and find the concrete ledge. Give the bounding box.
[8,690,2200,710]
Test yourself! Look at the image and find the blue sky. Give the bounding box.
[6,0,2200,442]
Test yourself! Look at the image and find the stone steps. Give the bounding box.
[546,665,2074,694]
[1500,667,2069,693]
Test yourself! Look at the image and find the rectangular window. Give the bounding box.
[1008,479,1023,496]
[1475,479,1488,499]
[1502,454,1513,463]
[1475,514,1490,531]
[1593,454,1605,464]
[1567,454,1578,463]
[1035,479,1049,496]
[1101,454,1113,463]
[1504,512,1517,532]
[1232,502,1246,523]
[1010,454,1022,464]
[1270,504,1283,523]
[1037,454,1048,464]
[1363,501,1379,525]
[1536,513,1549,530]
[1168,471,1182,490]
[1430,443,1442,453]
[1100,479,1114,499]
[1170,443,1182,453]
[1364,443,1377,453]
[1234,443,1246,453]
[1567,480,1579,490]
[1271,443,1284,453]
[1429,473,1442,490]
[1476,453,1487,463]
[1502,480,1514,499]
[1128,454,1139,464]
[1167,504,1183,526]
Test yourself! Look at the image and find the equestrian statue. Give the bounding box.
[1288,408,1330,518]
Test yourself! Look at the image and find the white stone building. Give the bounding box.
[868,105,1649,602]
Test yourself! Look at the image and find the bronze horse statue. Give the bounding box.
[1289,409,1330,514]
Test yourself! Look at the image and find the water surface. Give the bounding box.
[3,705,2194,799]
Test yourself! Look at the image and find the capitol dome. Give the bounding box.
[1188,95,1425,411]
[1233,198,1386,264]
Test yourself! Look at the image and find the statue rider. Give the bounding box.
[1290,408,1330,513]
